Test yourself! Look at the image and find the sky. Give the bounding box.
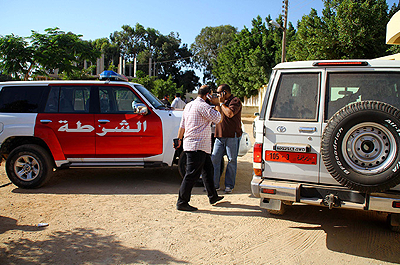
[1,0,398,48]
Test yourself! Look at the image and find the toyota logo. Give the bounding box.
[277,126,286,133]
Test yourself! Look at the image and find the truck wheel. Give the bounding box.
[322,101,400,193]
[178,151,225,178]
[6,144,54,189]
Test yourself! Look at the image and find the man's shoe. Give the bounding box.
[210,196,224,205]
[224,187,233,194]
[177,204,198,211]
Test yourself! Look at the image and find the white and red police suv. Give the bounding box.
[0,71,182,188]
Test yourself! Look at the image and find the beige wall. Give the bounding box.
[387,10,400,45]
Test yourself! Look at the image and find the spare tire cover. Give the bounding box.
[322,101,400,193]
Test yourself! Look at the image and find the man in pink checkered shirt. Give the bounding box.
[174,85,225,211]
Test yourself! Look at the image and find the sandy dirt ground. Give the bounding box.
[1,117,400,264]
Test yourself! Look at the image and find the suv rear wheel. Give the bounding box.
[6,144,54,189]
[322,101,400,192]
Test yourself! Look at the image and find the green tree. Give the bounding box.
[153,76,183,99]
[174,70,200,94]
[0,28,101,80]
[30,27,101,76]
[0,34,34,80]
[91,38,120,71]
[289,0,392,60]
[131,75,182,100]
[214,16,292,98]
[191,25,237,84]
[110,24,146,61]
[60,65,97,80]
[111,24,197,93]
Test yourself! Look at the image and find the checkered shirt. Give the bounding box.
[180,97,221,154]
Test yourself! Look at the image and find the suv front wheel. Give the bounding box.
[6,144,54,189]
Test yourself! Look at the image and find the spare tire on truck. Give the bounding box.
[322,101,400,193]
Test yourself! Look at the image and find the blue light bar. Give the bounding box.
[99,70,128,81]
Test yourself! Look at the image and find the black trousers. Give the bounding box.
[177,150,218,206]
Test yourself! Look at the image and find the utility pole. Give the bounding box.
[149,57,152,77]
[281,0,288,63]
[133,57,137,78]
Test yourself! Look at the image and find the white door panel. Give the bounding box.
[263,70,322,183]
[263,120,321,182]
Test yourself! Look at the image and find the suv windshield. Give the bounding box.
[134,84,166,109]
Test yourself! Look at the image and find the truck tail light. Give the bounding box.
[254,143,262,163]
[254,168,262,176]
[261,188,276,194]
[393,201,400,208]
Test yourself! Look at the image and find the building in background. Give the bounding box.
[379,10,400,60]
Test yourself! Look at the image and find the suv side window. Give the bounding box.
[99,87,143,113]
[270,73,320,120]
[0,86,48,113]
[59,86,91,113]
[44,87,59,113]
[326,72,400,120]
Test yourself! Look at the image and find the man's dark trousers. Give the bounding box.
[177,150,218,206]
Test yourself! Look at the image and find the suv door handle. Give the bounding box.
[98,119,110,123]
[40,120,52,124]
[299,127,317,133]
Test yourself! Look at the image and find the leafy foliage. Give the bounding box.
[30,28,101,75]
[131,75,183,99]
[214,16,294,99]
[0,28,100,80]
[59,65,97,80]
[90,38,120,70]
[0,34,34,80]
[191,25,237,84]
[1,1,399,99]
[289,0,393,60]
[110,23,196,93]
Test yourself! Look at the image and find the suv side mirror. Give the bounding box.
[133,103,149,115]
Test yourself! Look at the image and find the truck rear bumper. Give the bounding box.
[252,176,400,214]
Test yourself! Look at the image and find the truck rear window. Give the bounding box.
[270,73,320,121]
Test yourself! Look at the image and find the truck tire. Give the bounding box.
[178,151,224,178]
[322,101,400,193]
[6,144,54,189]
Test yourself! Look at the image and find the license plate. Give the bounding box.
[265,150,317,165]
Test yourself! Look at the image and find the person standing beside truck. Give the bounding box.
[212,84,242,193]
[174,85,224,211]
[171,93,186,109]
